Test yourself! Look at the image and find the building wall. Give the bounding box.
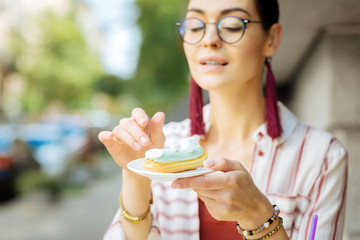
[291,24,360,240]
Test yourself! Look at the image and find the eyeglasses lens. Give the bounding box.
[178,17,245,44]
[218,17,245,43]
[180,18,205,44]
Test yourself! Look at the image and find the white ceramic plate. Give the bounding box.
[127,158,214,182]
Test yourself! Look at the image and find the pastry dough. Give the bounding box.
[143,149,207,173]
[143,136,207,173]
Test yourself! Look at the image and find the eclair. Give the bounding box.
[143,136,207,173]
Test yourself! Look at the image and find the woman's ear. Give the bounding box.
[263,23,282,57]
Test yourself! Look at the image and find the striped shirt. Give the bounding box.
[104,102,348,240]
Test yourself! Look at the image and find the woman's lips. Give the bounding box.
[200,64,228,71]
[199,56,229,71]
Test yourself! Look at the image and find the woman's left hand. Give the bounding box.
[171,157,274,229]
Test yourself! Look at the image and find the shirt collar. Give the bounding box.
[203,102,298,145]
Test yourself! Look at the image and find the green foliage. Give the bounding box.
[9,10,107,114]
[93,74,125,97]
[6,0,190,117]
[130,0,189,114]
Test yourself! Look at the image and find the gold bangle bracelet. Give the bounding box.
[119,191,153,224]
[244,217,283,240]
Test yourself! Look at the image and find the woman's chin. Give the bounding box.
[196,76,232,90]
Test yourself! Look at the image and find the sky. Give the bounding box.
[0,0,142,80]
[83,0,142,80]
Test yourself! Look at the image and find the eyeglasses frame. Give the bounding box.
[176,16,265,45]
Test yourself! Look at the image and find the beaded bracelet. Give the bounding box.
[236,205,280,237]
[244,217,283,240]
[119,191,153,224]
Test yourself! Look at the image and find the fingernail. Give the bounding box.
[172,182,182,189]
[140,118,147,125]
[140,136,148,144]
[133,142,141,150]
[106,132,113,138]
[204,159,215,168]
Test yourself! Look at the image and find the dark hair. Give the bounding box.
[254,0,279,30]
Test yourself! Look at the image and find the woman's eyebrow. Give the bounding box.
[221,8,251,17]
[187,8,204,14]
[187,7,251,17]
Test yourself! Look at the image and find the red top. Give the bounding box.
[198,198,243,240]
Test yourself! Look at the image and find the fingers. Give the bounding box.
[113,126,143,150]
[116,118,149,147]
[98,131,113,146]
[197,193,216,206]
[172,172,232,190]
[102,108,165,153]
[149,112,165,144]
[132,108,149,129]
[172,158,249,190]
[203,157,247,172]
[172,157,247,189]
[195,189,218,200]
[98,131,125,158]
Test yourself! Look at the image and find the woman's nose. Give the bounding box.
[202,23,222,48]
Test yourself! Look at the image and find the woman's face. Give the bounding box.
[184,0,270,90]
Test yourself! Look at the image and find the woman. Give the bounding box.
[99,0,347,239]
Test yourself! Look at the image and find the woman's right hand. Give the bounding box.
[99,108,163,239]
[98,108,165,173]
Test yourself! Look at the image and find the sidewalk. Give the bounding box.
[0,163,122,240]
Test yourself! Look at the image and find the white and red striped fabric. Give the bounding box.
[104,102,348,240]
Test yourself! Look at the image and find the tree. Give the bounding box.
[130,0,189,114]
[8,9,107,115]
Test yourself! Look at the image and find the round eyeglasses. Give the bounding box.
[176,16,264,45]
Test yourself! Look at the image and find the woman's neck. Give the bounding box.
[206,82,265,147]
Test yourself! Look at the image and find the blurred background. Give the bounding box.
[0,0,359,239]
[0,0,188,239]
